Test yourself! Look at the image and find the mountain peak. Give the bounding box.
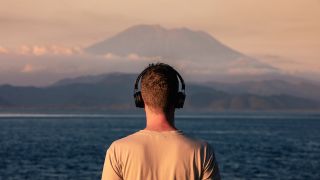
[117,24,204,36]
[85,24,241,59]
[126,24,166,31]
[84,24,276,74]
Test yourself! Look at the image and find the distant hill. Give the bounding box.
[52,73,136,87]
[204,80,320,101]
[0,96,11,106]
[0,73,319,111]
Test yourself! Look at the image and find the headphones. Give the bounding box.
[133,64,186,108]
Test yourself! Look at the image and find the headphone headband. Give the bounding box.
[133,63,186,108]
[134,64,185,94]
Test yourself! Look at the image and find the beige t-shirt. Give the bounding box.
[101,129,220,180]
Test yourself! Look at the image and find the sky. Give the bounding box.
[0,0,320,86]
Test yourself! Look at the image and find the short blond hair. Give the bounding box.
[141,63,179,113]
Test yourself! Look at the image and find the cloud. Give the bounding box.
[51,45,81,55]
[0,45,317,86]
[251,53,320,75]
[226,67,273,75]
[14,45,82,56]
[103,53,121,60]
[102,52,162,62]
[126,53,158,61]
[0,46,9,54]
[21,64,44,73]
[32,46,47,56]
[127,53,143,60]
[18,45,31,55]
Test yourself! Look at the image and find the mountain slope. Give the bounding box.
[86,24,241,60]
[205,80,320,101]
[52,73,136,87]
[85,24,276,76]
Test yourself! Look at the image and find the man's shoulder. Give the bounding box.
[107,130,143,148]
[108,130,213,152]
[178,133,213,151]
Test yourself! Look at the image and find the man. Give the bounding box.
[101,63,221,180]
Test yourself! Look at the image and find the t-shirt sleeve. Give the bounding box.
[101,143,123,180]
[202,143,221,180]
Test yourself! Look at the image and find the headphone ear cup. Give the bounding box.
[175,92,186,108]
[134,91,144,108]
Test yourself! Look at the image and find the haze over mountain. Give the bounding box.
[1,24,314,86]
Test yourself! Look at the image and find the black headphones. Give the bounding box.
[133,64,186,108]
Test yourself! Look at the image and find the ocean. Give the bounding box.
[0,112,319,180]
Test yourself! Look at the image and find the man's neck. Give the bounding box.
[144,106,177,131]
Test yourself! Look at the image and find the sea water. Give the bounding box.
[0,113,319,180]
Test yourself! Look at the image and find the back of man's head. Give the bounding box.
[141,63,179,113]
